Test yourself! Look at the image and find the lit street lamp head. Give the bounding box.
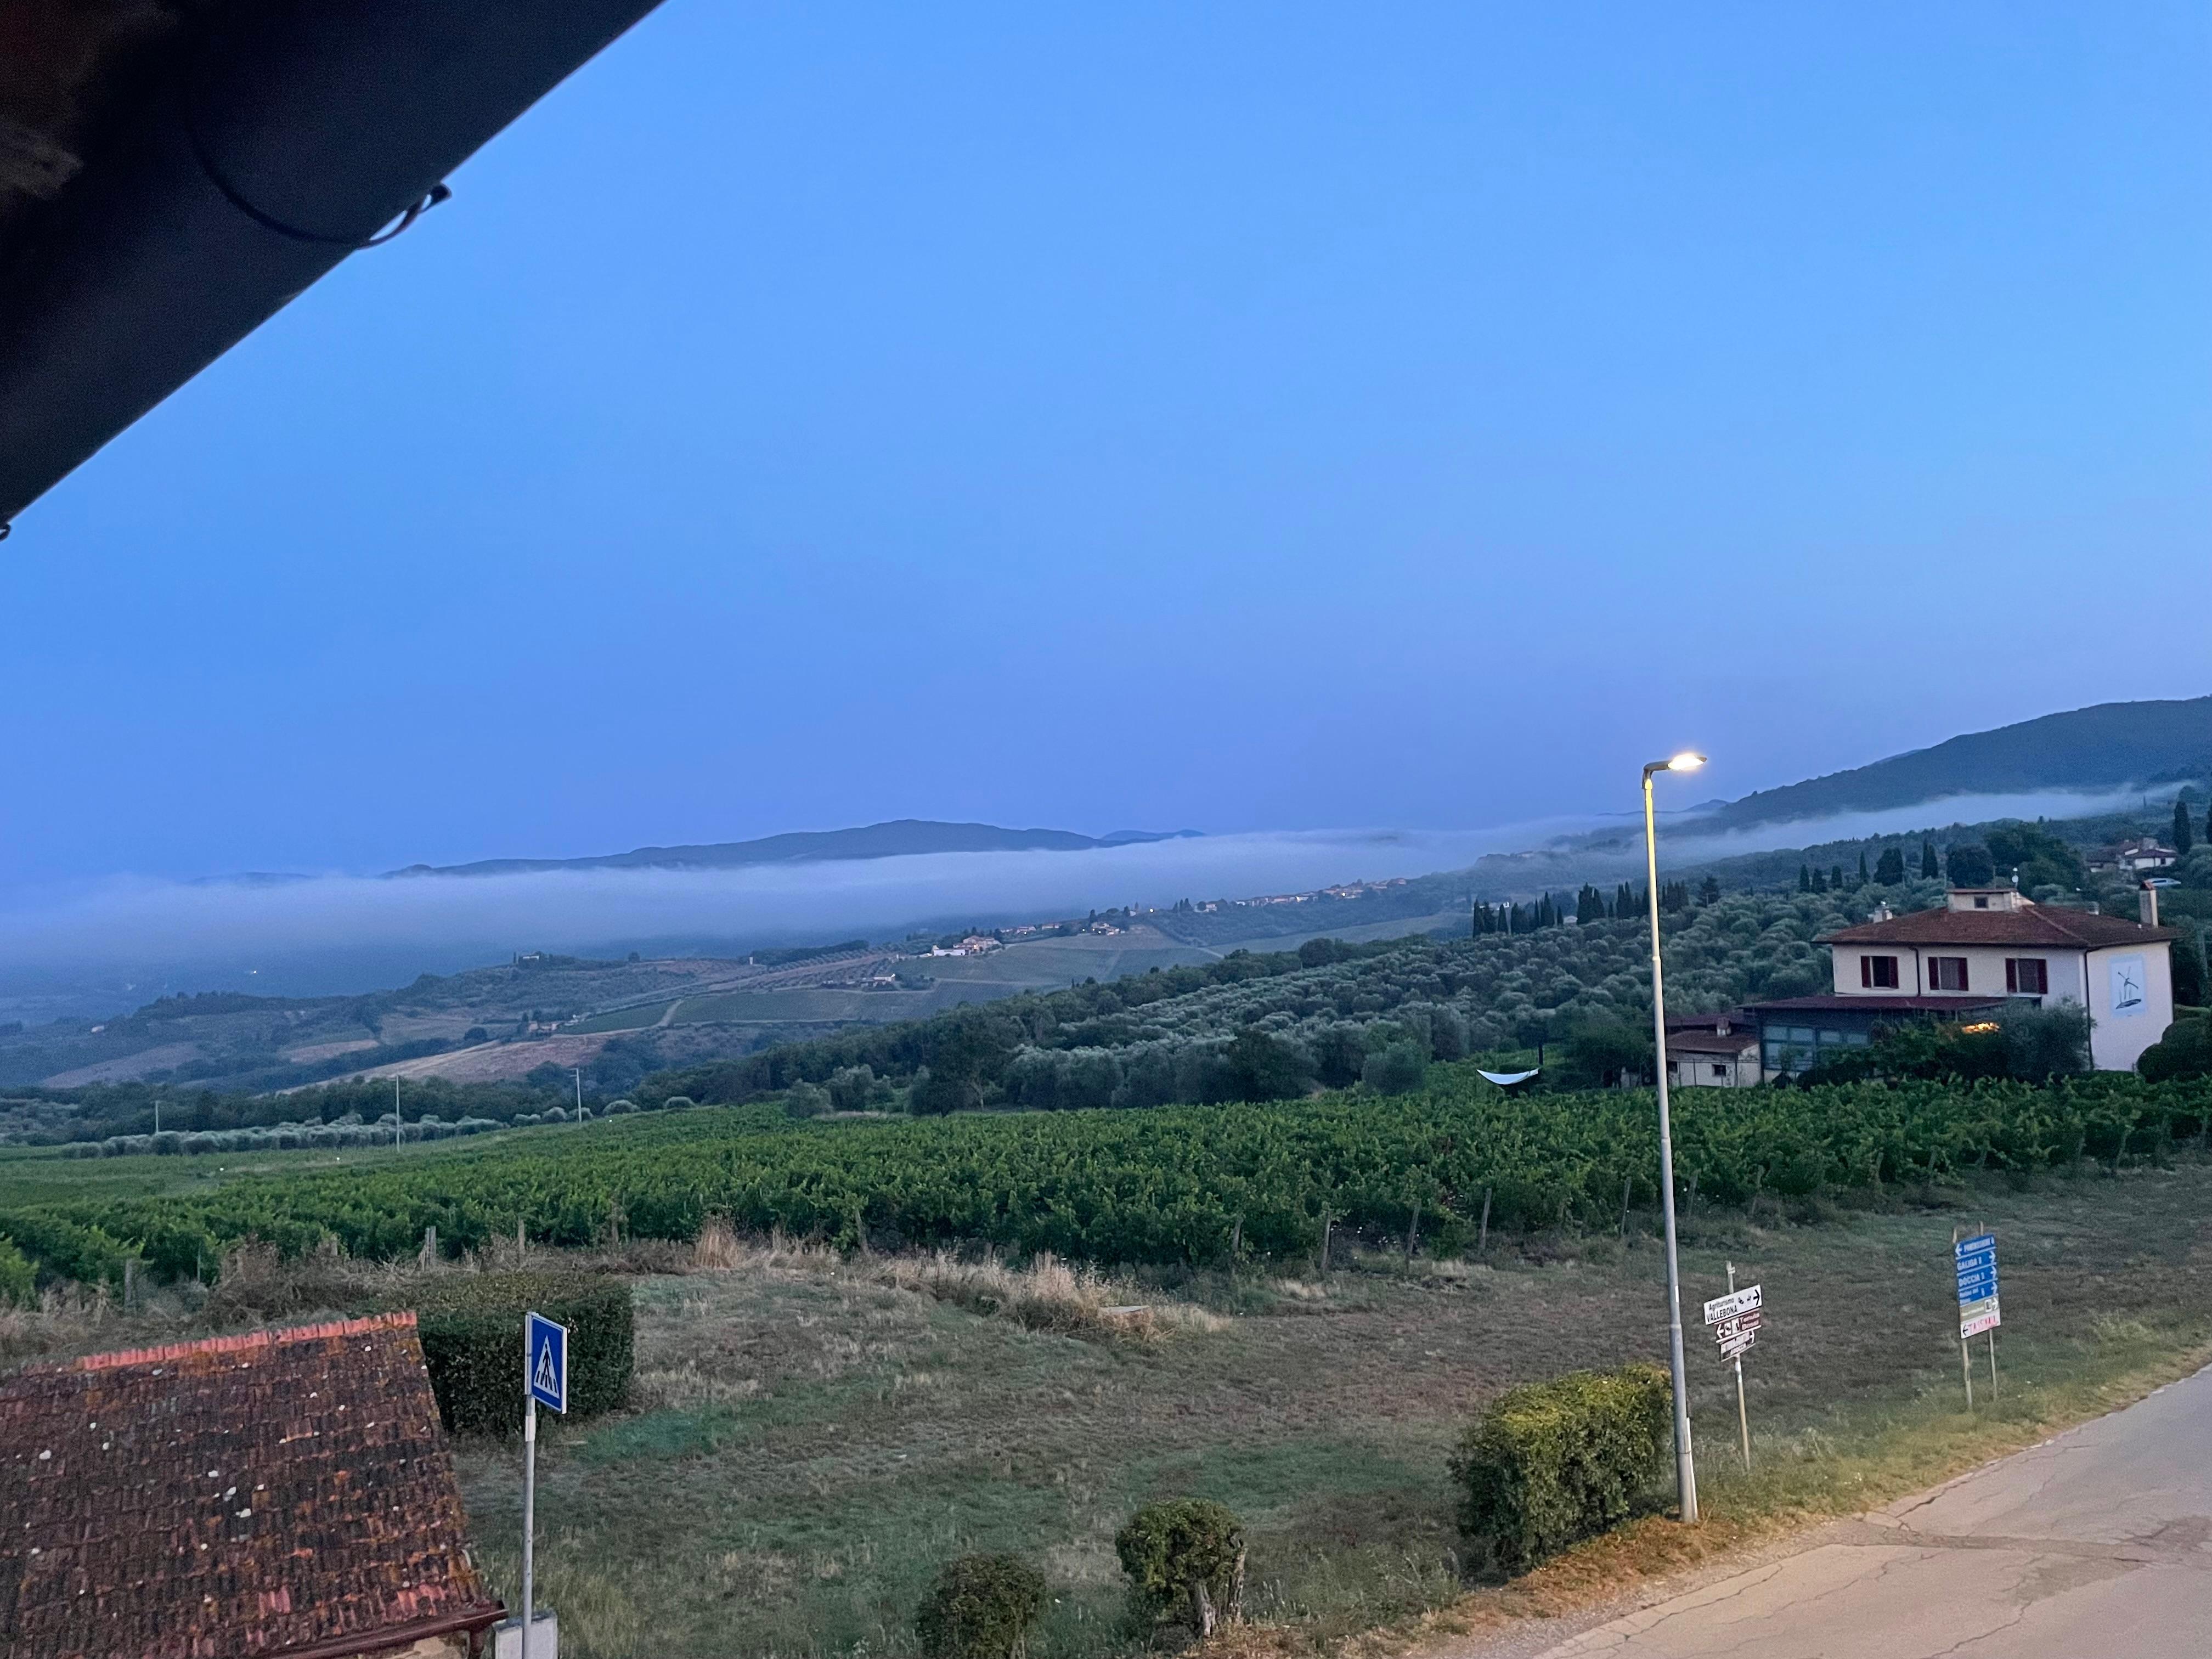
[1644,751,1707,777]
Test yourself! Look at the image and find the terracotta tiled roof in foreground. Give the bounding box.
[1820,905,2176,949]
[0,1311,504,1659]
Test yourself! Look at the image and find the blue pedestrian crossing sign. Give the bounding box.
[525,1311,569,1413]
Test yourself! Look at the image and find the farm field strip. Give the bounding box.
[6,1065,2210,1284]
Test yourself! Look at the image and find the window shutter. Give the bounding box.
[2006,959,2018,993]
[1861,955,1872,988]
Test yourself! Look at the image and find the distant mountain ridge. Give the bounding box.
[389,819,1203,878]
[1697,696,2212,832]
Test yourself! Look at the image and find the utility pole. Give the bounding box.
[393,1077,401,1152]
[521,1389,538,1659]
[573,1068,583,1121]
[1644,750,1707,1525]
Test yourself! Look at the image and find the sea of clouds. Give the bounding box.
[0,787,2154,1013]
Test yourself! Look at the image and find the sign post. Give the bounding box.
[1953,1231,1999,1409]
[1701,1271,1762,1471]
[522,1311,569,1659]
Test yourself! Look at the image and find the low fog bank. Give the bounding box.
[1665,787,2155,864]
[0,789,2155,1020]
[0,826,1559,1011]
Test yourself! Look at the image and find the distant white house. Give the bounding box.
[1664,1014,1760,1088]
[1742,887,2176,1075]
[928,935,1006,958]
[2089,838,2180,874]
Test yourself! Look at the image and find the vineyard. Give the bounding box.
[7,1064,2212,1292]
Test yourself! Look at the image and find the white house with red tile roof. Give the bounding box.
[1807,887,2177,1073]
[1663,1013,1760,1088]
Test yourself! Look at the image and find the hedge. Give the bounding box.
[1449,1362,1670,1572]
[915,1554,1047,1659]
[398,1272,634,1435]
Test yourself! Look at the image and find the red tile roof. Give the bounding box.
[1821,905,2176,949]
[1,1312,503,1659]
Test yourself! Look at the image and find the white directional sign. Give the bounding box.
[1713,1311,1763,1358]
[1703,1284,1763,1325]
[1711,1266,1762,1471]
[1704,1283,1764,1359]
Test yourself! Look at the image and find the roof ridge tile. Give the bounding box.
[61,1310,417,1375]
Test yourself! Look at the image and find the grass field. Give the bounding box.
[445,1163,2212,1659]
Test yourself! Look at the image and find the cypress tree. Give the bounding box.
[2175,798,2195,856]
[1811,866,1827,893]
[1921,839,1940,879]
[1830,864,1845,890]
[1798,864,1812,893]
[1858,850,1870,883]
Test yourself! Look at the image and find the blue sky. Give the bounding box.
[9,3,2210,884]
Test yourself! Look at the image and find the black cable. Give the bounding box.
[182,22,450,250]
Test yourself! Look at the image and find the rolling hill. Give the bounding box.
[1696,696,2211,832]
[388,819,1201,877]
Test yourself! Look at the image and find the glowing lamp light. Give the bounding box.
[1666,752,1706,772]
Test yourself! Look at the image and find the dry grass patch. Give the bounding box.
[689,1218,842,1273]
[684,1218,1226,1344]
[0,1283,123,1367]
[872,1249,1227,1342]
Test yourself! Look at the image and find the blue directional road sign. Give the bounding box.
[525,1311,569,1414]
[1954,1233,2000,1340]
[1954,1234,1998,1300]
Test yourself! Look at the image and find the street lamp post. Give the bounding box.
[1643,751,1705,1526]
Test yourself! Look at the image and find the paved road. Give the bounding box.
[1520,1367,2212,1658]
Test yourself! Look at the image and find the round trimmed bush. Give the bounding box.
[1451,1362,1669,1572]
[915,1553,1047,1659]
[2140,1017,2212,1082]
[1114,1499,1245,1633]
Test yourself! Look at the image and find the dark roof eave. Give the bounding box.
[0,0,669,527]
[1741,995,2010,1014]
[266,1602,509,1659]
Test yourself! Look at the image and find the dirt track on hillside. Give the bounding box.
[338,1034,612,1085]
